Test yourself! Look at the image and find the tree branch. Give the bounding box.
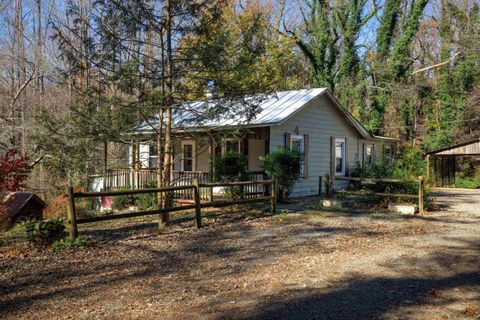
[411,51,461,75]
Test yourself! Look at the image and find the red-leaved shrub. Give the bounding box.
[0,149,29,193]
[43,195,67,219]
[0,149,30,229]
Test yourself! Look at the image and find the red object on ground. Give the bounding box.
[101,196,113,209]
[1,192,46,223]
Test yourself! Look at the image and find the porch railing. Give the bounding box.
[103,168,266,202]
[171,171,210,201]
[104,168,157,190]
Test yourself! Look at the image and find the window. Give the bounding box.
[291,135,304,153]
[335,138,346,175]
[365,145,374,165]
[291,135,304,175]
[181,141,195,171]
[384,145,393,161]
[149,143,158,168]
[222,139,241,154]
[226,140,239,153]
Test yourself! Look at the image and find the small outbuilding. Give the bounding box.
[426,138,480,187]
[1,192,46,224]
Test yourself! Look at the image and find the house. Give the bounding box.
[1,192,46,225]
[100,88,398,197]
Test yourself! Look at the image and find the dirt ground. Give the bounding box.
[0,200,479,320]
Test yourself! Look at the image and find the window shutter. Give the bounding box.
[330,137,335,176]
[345,137,349,176]
[303,134,309,180]
[285,132,291,149]
[362,143,365,166]
[372,144,376,162]
[382,144,385,160]
[194,140,198,171]
[242,137,249,156]
[241,137,249,170]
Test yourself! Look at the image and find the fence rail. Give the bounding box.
[66,177,277,239]
[326,176,425,213]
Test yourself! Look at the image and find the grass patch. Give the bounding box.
[52,237,92,252]
[455,177,480,189]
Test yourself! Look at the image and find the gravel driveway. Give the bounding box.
[431,188,480,215]
[1,204,479,319]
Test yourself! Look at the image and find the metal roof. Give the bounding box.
[134,88,395,141]
[1,192,46,218]
[427,138,480,156]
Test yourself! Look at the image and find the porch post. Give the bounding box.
[130,139,135,189]
[136,139,141,189]
[426,155,430,180]
[208,131,214,202]
[103,140,108,191]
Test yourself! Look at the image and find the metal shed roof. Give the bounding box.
[1,192,46,218]
[427,138,480,156]
[135,88,394,141]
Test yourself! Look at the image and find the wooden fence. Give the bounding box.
[66,177,277,239]
[326,176,425,213]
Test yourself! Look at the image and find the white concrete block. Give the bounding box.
[321,199,342,207]
[388,204,418,215]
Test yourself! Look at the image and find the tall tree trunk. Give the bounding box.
[36,0,44,95]
[13,0,27,155]
[160,0,174,227]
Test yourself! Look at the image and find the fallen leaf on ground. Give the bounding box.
[464,306,476,315]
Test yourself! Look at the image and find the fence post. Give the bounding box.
[271,176,277,213]
[66,185,78,240]
[193,178,202,228]
[327,175,334,198]
[418,176,424,213]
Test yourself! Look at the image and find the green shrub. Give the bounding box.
[112,185,132,211]
[214,152,248,199]
[349,147,427,204]
[351,147,426,181]
[52,237,91,252]
[76,196,97,218]
[136,181,158,210]
[23,219,66,246]
[455,163,480,189]
[213,151,248,181]
[261,148,303,201]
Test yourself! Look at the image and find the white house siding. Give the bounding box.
[127,144,151,168]
[269,94,362,196]
[196,141,210,172]
[139,144,150,168]
[248,139,265,171]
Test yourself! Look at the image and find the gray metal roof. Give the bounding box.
[136,88,325,130]
[134,88,396,141]
[427,138,480,156]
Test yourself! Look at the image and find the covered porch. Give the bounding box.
[99,126,271,201]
